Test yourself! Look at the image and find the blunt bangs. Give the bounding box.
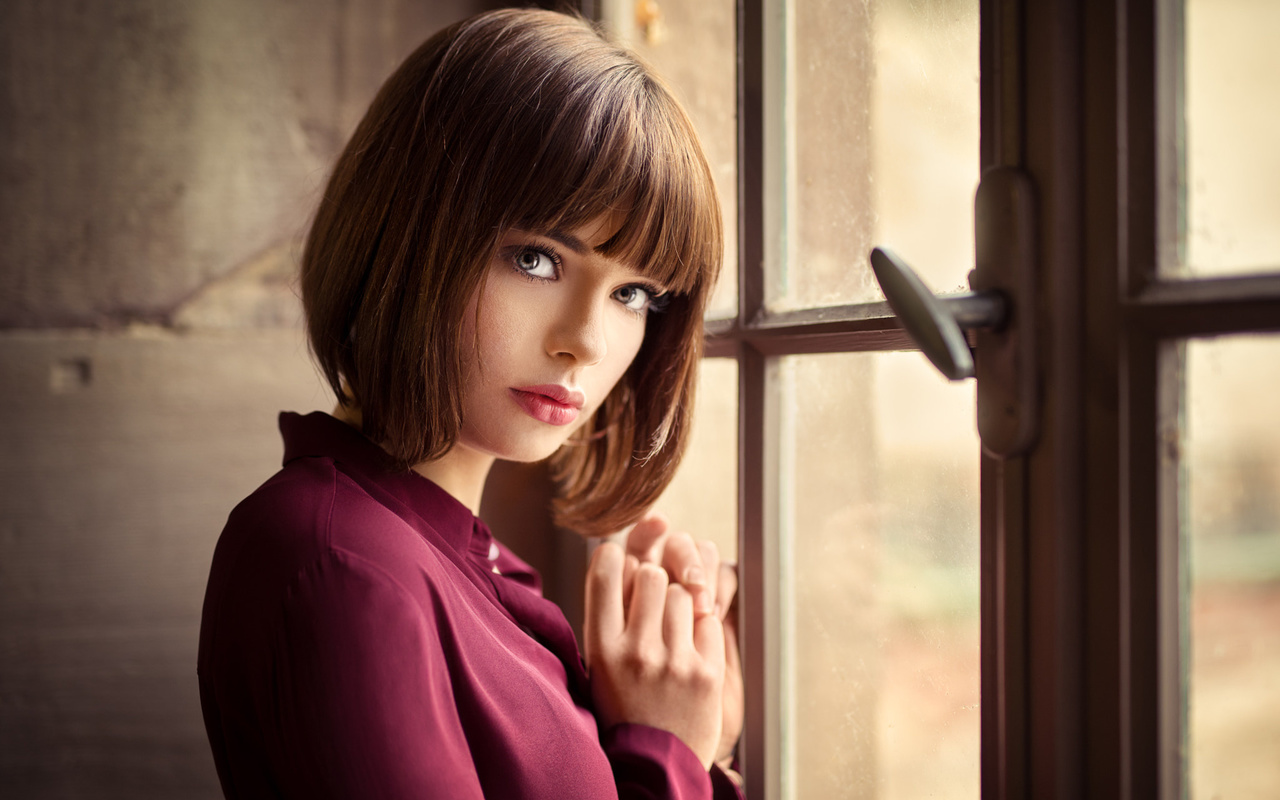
[437,11,721,300]
[519,83,721,299]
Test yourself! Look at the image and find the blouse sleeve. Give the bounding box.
[265,548,486,799]
[602,724,746,800]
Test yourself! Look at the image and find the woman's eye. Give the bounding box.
[513,248,557,279]
[613,284,653,312]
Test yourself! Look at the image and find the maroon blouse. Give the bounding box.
[198,411,742,799]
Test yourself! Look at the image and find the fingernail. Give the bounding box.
[683,566,705,586]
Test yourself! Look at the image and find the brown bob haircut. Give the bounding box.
[301,8,722,536]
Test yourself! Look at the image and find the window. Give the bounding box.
[622,1,984,796]
[606,0,1280,796]
[725,2,984,796]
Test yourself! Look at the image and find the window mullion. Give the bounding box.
[737,342,788,800]
[735,0,769,794]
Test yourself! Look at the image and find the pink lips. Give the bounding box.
[510,384,586,426]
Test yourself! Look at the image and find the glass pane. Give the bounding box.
[1182,0,1280,275]
[599,0,739,318]
[657,357,738,561]
[771,0,980,310]
[1186,336,1280,797]
[785,352,979,799]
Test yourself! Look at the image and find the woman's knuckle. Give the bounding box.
[691,664,720,693]
[621,644,660,677]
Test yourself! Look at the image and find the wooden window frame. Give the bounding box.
[723,0,1280,798]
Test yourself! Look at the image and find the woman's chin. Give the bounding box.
[470,429,573,465]
[501,440,570,464]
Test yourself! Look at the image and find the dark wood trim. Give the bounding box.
[744,329,913,356]
[703,269,1280,358]
[739,0,765,331]
[737,342,764,795]
[1127,274,1280,337]
[707,328,915,358]
[735,0,774,797]
[704,303,913,357]
[1125,0,1159,298]
[1125,3,1181,798]
[1155,340,1186,800]
[981,0,1034,798]
[1158,0,1186,276]
[737,342,785,800]
[708,300,896,338]
[1081,0,1126,795]
[982,0,1024,170]
[982,452,1031,800]
[747,300,895,329]
[1023,0,1088,798]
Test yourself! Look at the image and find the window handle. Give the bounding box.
[869,247,1004,381]
[870,166,1039,458]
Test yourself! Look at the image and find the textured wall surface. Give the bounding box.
[0,0,491,328]
[0,330,325,797]
[0,1,506,795]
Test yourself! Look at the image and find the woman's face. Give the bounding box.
[454,214,667,464]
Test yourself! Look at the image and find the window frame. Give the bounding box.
[720,0,1280,798]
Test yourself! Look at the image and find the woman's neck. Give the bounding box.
[331,403,493,515]
[410,446,494,516]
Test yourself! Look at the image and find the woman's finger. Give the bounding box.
[621,553,640,617]
[717,595,744,766]
[625,562,670,643]
[696,540,721,616]
[661,531,714,617]
[625,512,670,563]
[715,561,738,622]
[692,611,726,675]
[662,583,695,652]
[584,542,626,665]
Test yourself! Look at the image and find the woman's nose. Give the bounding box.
[548,296,608,366]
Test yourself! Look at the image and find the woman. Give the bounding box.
[198,8,741,798]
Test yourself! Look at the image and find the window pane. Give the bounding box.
[770,0,979,310]
[1182,0,1280,275]
[657,357,738,561]
[784,352,979,799]
[600,0,739,318]
[1186,336,1280,797]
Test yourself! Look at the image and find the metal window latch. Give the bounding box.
[870,166,1038,459]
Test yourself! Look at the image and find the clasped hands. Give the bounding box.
[584,512,743,772]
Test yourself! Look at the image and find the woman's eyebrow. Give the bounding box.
[542,230,589,255]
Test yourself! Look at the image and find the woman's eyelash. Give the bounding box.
[508,244,561,279]
[503,242,670,314]
[644,288,672,313]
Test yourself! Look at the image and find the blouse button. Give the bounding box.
[488,542,500,561]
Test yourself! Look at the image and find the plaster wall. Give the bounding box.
[0,1,503,795]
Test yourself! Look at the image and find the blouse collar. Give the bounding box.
[278,411,487,560]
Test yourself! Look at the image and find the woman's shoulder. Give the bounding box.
[198,458,470,692]
[225,455,372,550]
[212,456,455,601]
